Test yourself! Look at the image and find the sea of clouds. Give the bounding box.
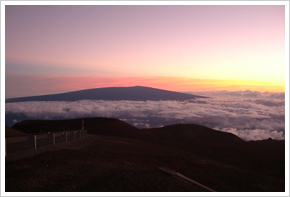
[5,91,285,141]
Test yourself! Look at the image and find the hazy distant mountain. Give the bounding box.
[6,86,206,102]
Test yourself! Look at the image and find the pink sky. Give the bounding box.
[5,4,286,98]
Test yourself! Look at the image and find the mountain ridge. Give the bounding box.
[6,86,206,102]
[11,117,242,144]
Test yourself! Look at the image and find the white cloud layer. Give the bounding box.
[6,91,285,141]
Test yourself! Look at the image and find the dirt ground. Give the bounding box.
[5,134,285,192]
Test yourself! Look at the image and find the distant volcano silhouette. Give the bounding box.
[6,86,206,102]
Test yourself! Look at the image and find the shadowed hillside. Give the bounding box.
[7,117,285,192]
[5,126,27,138]
[141,125,285,181]
[12,117,148,140]
[141,124,244,145]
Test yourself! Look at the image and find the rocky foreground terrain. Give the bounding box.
[5,118,285,192]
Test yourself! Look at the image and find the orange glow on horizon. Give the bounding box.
[143,77,285,93]
[5,72,285,98]
[54,75,285,93]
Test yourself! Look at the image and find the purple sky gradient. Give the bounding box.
[5,4,286,97]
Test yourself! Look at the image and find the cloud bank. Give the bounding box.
[6,91,285,141]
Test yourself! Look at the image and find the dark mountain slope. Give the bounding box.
[141,125,285,181]
[6,86,206,102]
[12,117,147,140]
[5,135,285,192]
[141,124,244,145]
[5,126,27,138]
[11,117,285,182]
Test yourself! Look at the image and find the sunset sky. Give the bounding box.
[4,3,287,98]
